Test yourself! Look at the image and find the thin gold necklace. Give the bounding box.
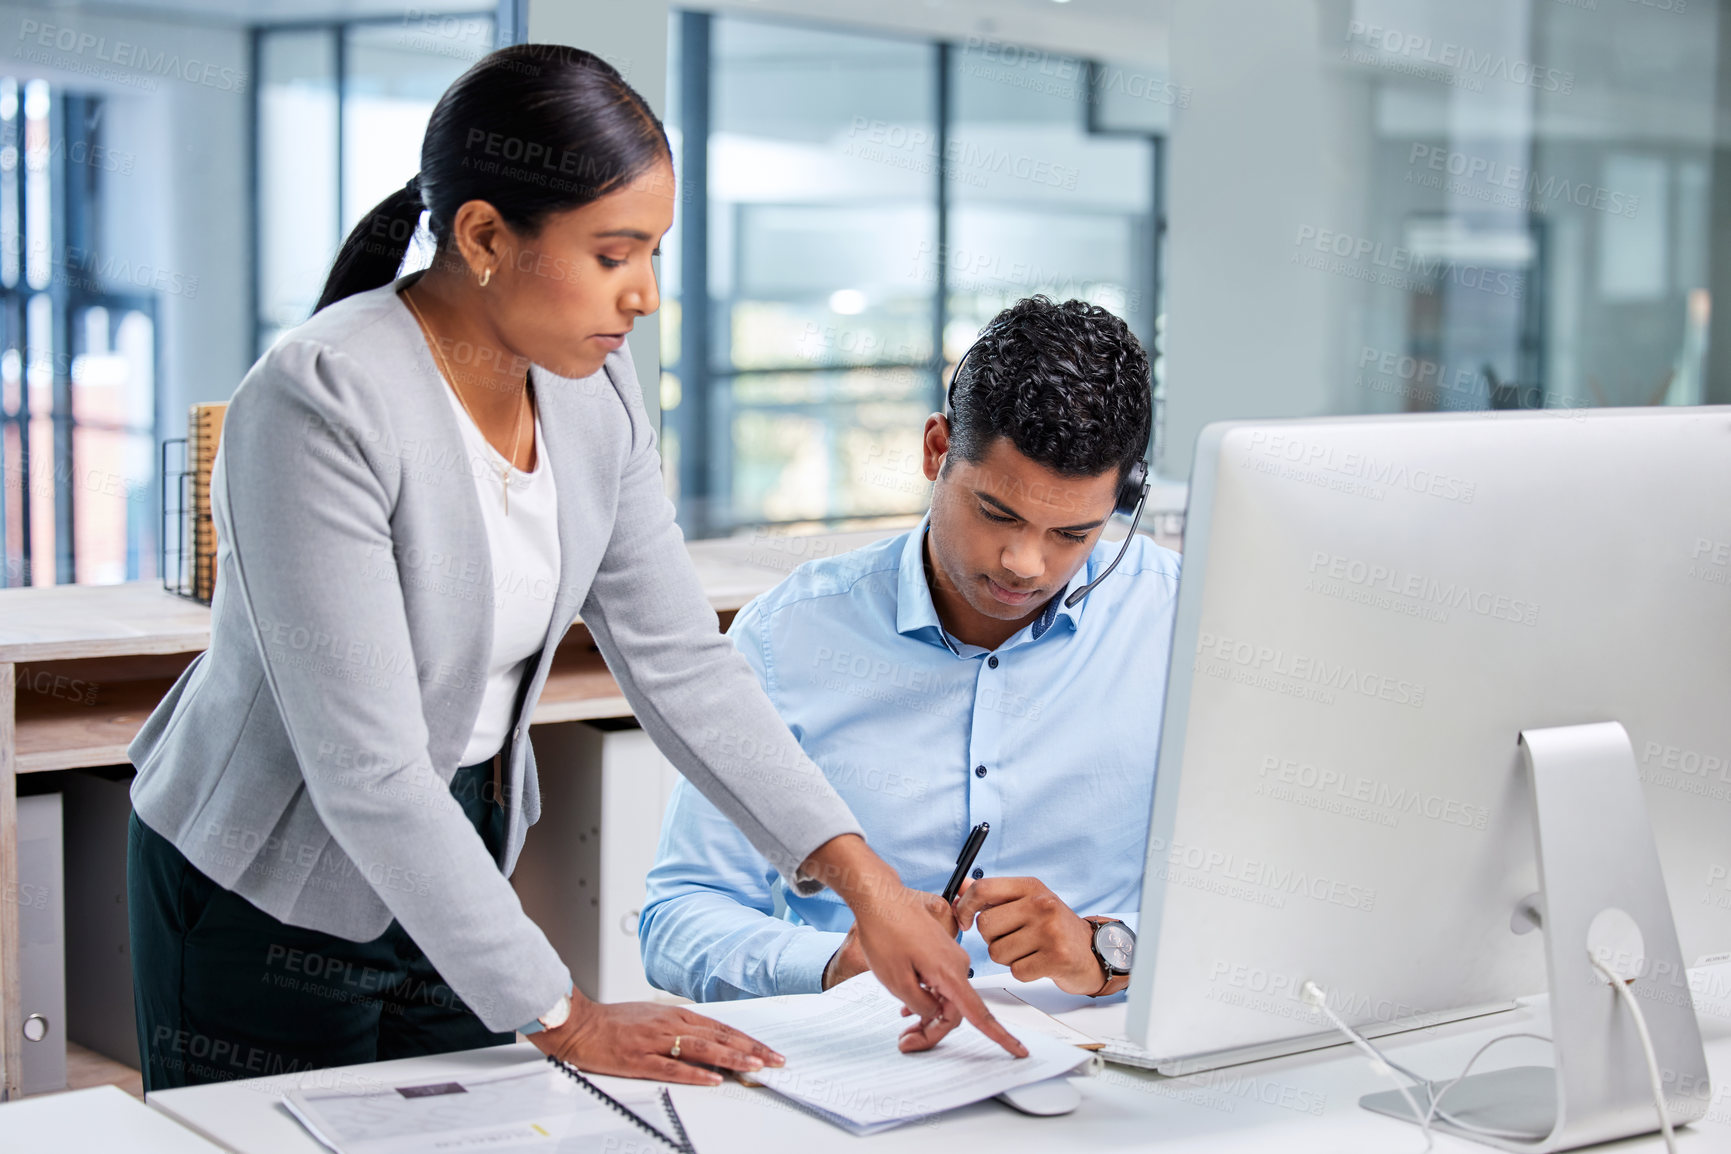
[403,285,528,515]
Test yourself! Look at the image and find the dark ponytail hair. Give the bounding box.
[315,44,671,312]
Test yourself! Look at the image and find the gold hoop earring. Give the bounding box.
[479,266,493,288]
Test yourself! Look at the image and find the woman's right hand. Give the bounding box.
[528,993,784,1086]
[824,890,958,990]
[802,834,1027,1057]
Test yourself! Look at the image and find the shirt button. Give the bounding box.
[975,765,987,778]
[972,867,984,880]
[987,656,999,669]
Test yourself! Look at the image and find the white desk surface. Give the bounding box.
[145,982,1731,1154]
[0,1084,227,1152]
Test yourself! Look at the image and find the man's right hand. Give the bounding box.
[823,890,957,990]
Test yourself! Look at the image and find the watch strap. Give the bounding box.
[1093,971,1132,997]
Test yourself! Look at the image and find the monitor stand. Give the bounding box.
[1361,721,1710,1152]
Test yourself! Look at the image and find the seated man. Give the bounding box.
[639,295,1179,1003]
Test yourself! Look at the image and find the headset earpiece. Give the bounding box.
[1117,459,1149,519]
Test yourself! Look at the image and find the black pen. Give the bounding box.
[941,821,990,904]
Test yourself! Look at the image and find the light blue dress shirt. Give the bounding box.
[638,520,1181,1002]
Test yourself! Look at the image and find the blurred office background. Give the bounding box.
[0,0,1723,586]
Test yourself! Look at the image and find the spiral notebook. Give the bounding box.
[282,1057,693,1154]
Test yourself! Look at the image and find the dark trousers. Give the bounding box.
[128,759,515,1092]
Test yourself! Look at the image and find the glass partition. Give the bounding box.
[1161,0,1723,478]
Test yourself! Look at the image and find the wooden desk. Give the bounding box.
[0,527,901,1101]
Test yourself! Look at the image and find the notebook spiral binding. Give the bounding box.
[660,1087,694,1153]
[544,1054,694,1153]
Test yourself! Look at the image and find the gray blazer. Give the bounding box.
[128,276,861,1031]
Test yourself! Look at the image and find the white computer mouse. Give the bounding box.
[996,1075,1083,1116]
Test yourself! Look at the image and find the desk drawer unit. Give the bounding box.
[18,793,65,1095]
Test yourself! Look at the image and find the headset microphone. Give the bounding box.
[948,323,1153,611]
[1063,459,1148,608]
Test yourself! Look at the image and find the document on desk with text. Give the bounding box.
[282,1064,687,1154]
[690,974,1091,1135]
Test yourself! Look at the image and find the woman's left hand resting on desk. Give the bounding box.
[528,997,784,1086]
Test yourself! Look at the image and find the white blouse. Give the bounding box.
[442,382,561,766]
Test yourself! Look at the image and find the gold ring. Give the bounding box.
[671,1035,682,1060]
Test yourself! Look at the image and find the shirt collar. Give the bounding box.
[894,520,948,647]
[895,517,1088,653]
[1031,591,1065,640]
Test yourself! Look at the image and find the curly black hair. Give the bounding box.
[946,296,1151,482]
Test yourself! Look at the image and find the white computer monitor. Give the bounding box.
[1124,408,1730,1125]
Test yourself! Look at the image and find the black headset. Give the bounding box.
[945,327,1151,610]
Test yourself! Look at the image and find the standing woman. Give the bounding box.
[126,44,1020,1091]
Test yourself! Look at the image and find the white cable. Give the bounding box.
[1302,980,1435,1152]
[1305,954,1680,1153]
[1302,980,1552,1148]
[1422,1032,1556,1140]
[1589,954,1678,1154]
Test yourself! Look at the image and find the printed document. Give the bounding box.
[691,974,1090,1134]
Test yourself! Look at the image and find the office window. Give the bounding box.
[0,79,158,588]
[663,12,1162,537]
[254,14,495,354]
[257,32,338,352]
[946,47,1156,357]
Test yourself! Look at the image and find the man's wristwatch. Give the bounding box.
[1085,917,1135,997]
[538,993,572,1032]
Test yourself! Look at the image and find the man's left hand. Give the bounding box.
[952,876,1104,995]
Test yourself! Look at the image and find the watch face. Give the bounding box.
[541,994,571,1031]
[1097,923,1136,972]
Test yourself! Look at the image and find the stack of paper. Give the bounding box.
[691,974,1091,1135]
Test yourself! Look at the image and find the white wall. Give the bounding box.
[1160,0,1351,480]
